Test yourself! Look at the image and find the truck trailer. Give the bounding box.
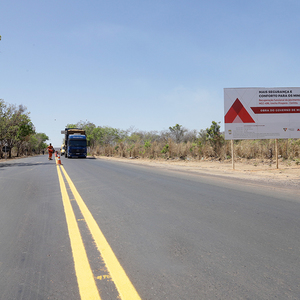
[62,128,87,158]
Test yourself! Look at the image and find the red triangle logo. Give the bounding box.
[225,98,255,123]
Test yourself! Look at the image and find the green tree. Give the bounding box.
[206,121,223,157]
[0,102,35,157]
[14,114,35,156]
[169,124,187,143]
[65,123,77,129]
[102,127,125,145]
[82,122,97,147]
[30,132,49,153]
[0,99,6,144]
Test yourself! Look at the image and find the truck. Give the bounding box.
[62,128,87,158]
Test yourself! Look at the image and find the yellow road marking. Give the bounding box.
[60,165,142,300]
[56,165,101,300]
[97,275,112,280]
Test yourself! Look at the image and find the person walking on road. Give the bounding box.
[47,143,54,160]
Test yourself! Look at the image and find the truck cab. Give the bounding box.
[66,134,87,158]
[62,128,87,158]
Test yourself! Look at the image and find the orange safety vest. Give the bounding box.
[47,146,54,153]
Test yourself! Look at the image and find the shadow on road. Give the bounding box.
[0,155,95,169]
[0,161,56,169]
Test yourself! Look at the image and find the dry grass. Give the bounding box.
[90,139,300,162]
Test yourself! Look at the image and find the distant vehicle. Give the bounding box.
[62,128,87,158]
[60,144,65,156]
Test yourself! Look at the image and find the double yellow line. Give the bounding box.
[56,163,141,300]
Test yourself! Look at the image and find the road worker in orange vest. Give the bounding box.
[47,143,54,160]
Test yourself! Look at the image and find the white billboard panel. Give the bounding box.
[224,88,300,140]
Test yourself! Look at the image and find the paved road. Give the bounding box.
[0,156,299,299]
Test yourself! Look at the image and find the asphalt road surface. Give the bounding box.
[0,155,299,300]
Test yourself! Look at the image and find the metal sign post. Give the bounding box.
[275,139,279,169]
[231,140,235,170]
[2,145,9,160]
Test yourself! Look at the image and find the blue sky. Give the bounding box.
[1,0,300,146]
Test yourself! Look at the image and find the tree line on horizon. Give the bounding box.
[1,98,300,162]
[67,121,300,161]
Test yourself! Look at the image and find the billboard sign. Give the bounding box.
[224,87,300,140]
